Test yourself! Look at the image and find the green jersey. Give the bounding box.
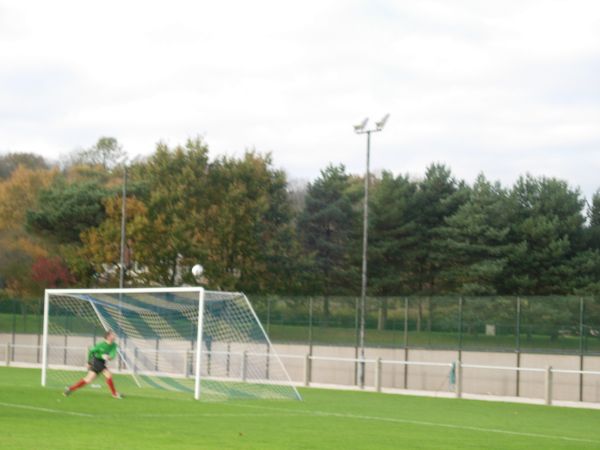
[88,340,117,361]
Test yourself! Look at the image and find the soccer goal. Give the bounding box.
[41,288,301,401]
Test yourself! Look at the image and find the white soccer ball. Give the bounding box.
[192,264,204,277]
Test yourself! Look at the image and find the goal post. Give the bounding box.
[194,288,204,400]
[41,287,301,401]
[41,290,49,387]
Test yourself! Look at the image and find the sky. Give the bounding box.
[1,0,599,197]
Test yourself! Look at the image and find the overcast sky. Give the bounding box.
[1,0,599,197]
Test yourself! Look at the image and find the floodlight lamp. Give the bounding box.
[353,118,368,133]
[375,113,390,131]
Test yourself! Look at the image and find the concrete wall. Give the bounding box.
[3,333,600,403]
[263,343,600,404]
[583,357,600,403]
[519,353,576,400]
[461,351,518,397]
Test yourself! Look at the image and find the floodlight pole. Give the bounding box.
[354,115,389,388]
[119,165,127,289]
[359,130,371,389]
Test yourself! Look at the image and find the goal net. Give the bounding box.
[41,288,300,401]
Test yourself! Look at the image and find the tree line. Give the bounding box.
[1,137,600,302]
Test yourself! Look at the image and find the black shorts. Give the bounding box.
[89,357,107,374]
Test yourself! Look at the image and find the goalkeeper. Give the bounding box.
[64,330,122,399]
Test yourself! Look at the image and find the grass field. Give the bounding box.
[266,323,596,352]
[2,367,600,449]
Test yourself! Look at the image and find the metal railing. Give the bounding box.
[4,342,600,406]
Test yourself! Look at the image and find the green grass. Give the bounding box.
[2,367,600,449]
[266,323,600,352]
[0,313,42,334]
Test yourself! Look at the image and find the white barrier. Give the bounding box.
[4,343,600,406]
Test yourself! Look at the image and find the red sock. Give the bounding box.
[106,378,117,396]
[69,379,87,392]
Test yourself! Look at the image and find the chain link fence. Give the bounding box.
[252,295,600,355]
[2,295,600,355]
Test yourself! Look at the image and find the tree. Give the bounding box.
[26,178,108,243]
[590,191,600,228]
[411,164,468,294]
[572,191,600,294]
[64,137,125,170]
[204,151,301,293]
[0,166,57,230]
[23,177,112,287]
[585,190,600,251]
[79,139,300,291]
[567,249,600,295]
[80,196,150,285]
[297,165,359,317]
[439,174,512,295]
[403,164,468,331]
[369,171,418,295]
[0,152,49,180]
[31,256,75,289]
[501,175,586,295]
[0,166,55,297]
[368,171,418,329]
[128,138,210,286]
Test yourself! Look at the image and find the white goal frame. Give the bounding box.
[41,287,299,401]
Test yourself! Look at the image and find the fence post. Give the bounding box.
[266,296,271,334]
[308,297,314,356]
[545,366,553,405]
[516,296,521,397]
[11,299,16,361]
[226,342,231,377]
[241,350,248,382]
[207,344,212,376]
[375,357,382,392]
[37,298,43,364]
[133,347,138,375]
[455,360,462,398]
[579,296,585,402]
[304,354,311,387]
[265,344,271,380]
[183,350,189,376]
[154,338,159,371]
[354,296,360,386]
[458,296,463,362]
[5,343,10,367]
[403,297,409,389]
[63,314,69,365]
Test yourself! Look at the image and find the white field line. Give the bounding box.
[0,401,94,418]
[121,412,304,418]
[0,401,298,420]
[1,398,597,445]
[232,403,600,445]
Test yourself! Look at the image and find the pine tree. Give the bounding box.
[502,175,586,295]
[297,165,359,318]
[369,171,418,294]
[411,164,468,294]
[439,174,512,295]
